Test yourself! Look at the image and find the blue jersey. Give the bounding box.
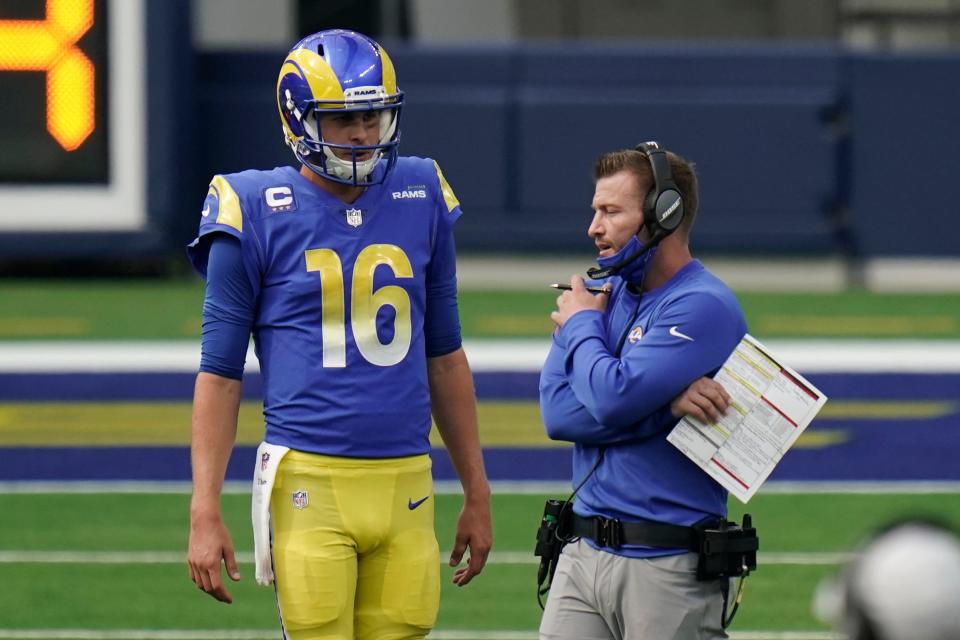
[187,158,463,458]
[539,260,747,557]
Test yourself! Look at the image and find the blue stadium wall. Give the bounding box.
[6,18,957,260]
[189,43,960,258]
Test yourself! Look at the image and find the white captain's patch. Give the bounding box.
[392,188,427,200]
[263,185,296,212]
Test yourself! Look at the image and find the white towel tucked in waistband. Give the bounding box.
[251,441,290,586]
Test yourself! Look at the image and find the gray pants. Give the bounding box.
[539,539,729,640]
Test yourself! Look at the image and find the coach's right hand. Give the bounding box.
[551,275,611,328]
[670,377,730,424]
[188,509,241,604]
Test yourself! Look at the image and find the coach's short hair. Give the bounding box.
[592,148,699,234]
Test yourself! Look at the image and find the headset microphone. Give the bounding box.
[586,231,664,279]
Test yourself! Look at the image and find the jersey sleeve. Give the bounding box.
[186,174,248,278]
[199,235,255,380]
[558,292,746,433]
[423,160,463,357]
[187,174,262,379]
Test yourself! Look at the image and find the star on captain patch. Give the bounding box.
[346,207,363,227]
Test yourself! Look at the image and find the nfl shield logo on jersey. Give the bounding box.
[346,207,363,227]
[292,490,309,510]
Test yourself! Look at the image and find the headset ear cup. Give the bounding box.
[643,189,661,235]
[655,189,684,232]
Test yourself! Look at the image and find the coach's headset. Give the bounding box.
[587,141,685,280]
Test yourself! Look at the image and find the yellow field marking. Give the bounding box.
[180,318,202,337]
[820,401,955,419]
[0,318,92,337]
[794,429,848,448]
[467,401,558,446]
[758,315,957,336]
[0,403,265,445]
[0,401,952,446]
[0,401,559,447]
[472,315,552,335]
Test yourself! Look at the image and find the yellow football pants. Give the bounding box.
[271,450,439,640]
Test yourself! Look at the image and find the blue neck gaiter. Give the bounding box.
[595,235,657,286]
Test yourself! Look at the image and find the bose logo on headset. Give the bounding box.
[659,197,682,224]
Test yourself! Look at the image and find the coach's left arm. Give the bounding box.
[428,347,493,587]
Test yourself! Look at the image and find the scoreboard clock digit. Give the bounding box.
[0,0,107,183]
[0,0,145,232]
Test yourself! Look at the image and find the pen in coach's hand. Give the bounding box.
[550,283,610,294]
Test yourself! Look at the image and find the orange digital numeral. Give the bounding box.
[0,0,95,151]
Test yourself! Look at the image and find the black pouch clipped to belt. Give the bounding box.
[695,514,759,581]
[534,499,575,608]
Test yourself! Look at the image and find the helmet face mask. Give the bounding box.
[277,30,403,186]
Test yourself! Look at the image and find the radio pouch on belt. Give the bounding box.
[534,499,571,608]
[695,514,759,581]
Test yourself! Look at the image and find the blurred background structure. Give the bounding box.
[2,2,960,638]
[1,0,959,283]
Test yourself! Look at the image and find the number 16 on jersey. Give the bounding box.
[305,244,413,368]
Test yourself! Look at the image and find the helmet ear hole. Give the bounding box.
[303,112,320,142]
[380,109,397,145]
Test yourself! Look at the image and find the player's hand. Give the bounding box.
[671,377,731,424]
[449,495,493,586]
[550,275,610,328]
[188,510,241,604]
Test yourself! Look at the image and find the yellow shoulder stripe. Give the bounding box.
[433,160,460,214]
[210,175,242,232]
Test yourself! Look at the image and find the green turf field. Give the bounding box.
[2,277,958,639]
[1,279,959,340]
[1,491,957,637]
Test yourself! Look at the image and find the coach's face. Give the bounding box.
[589,170,647,258]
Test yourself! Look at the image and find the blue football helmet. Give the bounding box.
[276,30,403,185]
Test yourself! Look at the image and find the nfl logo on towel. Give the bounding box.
[346,207,363,227]
[292,490,309,510]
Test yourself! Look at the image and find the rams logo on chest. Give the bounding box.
[392,189,427,200]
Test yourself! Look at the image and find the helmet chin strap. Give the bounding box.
[312,108,398,184]
[587,229,666,280]
[321,146,380,182]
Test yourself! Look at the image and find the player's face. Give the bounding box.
[589,170,647,258]
[318,110,382,161]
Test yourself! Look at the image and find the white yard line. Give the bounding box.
[2,339,960,373]
[0,549,853,566]
[0,631,841,640]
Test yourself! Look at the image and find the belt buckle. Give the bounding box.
[594,517,622,549]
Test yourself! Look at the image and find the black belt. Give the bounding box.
[569,513,702,551]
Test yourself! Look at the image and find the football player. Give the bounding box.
[185,29,492,640]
